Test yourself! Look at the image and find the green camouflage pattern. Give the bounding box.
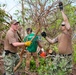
[3,51,19,75]
[51,54,73,75]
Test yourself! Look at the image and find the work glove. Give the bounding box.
[41,48,44,52]
[59,1,63,11]
[41,31,46,38]
[24,41,31,46]
[38,48,44,54]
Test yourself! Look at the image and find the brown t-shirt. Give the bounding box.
[55,28,72,54]
[4,29,18,53]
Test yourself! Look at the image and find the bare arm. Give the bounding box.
[37,41,43,48]
[45,36,56,44]
[41,31,58,44]
[37,41,45,52]
[61,10,70,30]
[12,42,25,47]
[12,41,31,47]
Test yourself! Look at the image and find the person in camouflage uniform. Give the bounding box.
[3,20,31,75]
[41,2,73,75]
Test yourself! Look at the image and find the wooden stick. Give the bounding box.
[14,46,25,71]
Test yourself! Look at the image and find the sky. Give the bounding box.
[0,0,76,19]
[0,0,20,19]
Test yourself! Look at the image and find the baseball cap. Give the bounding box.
[10,20,19,25]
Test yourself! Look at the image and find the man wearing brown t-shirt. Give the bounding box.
[41,2,72,75]
[3,20,31,75]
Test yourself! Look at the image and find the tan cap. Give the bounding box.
[10,20,19,25]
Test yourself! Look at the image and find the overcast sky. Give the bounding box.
[0,0,20,19]
[0,0,76,19]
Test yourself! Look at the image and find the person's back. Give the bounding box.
[24,28,40,72]
[24,32,39,52]
[24,28,45,73]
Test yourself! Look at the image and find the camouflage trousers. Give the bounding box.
[25,51,39,71]
[2,51,19,75]
[51,54,73,75]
